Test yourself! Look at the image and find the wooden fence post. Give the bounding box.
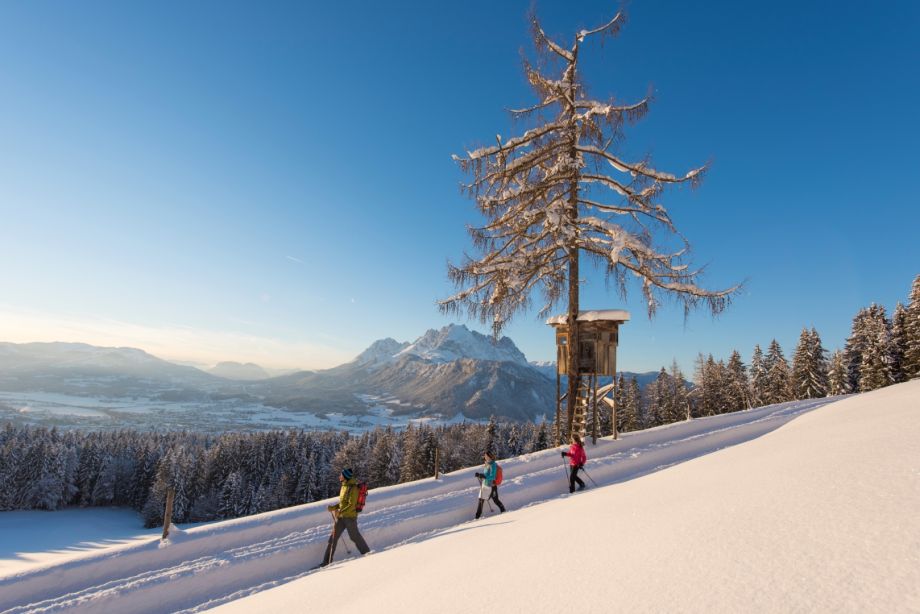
[161,487,175,540]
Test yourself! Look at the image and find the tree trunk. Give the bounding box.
[564,48,581,444]
[566,249,579,442]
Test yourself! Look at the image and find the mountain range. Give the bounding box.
[247,325,554,421]
[0,327,659,422]
[207,362,271,381]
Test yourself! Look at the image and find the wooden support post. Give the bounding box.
[555,370,561,446]
[591,372,598,445]
[613,388,618,441]
[434,446,440,479]
[161,487,175,540]
[612,343,618,440]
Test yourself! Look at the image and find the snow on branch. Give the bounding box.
[508,97,560,117]
[458,121,566,162]
[443,8,739,334]
[530,13,575,62]
[576,97,650,124]
[577,145,707,185]
[576,11,625,44]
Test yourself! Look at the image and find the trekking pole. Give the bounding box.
[329,509,352,557]
[561,454,571,484]
[580,467,599,488]
[327,510,339,564]
[336,510,353,555]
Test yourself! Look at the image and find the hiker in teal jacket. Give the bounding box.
[321,468,370,566]
[474,451,506,519]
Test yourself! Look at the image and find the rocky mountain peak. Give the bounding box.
[353,337,411,366]
[393,324,529,366]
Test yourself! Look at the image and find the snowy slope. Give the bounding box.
[349,338,410,367]
[0,508,163,576]
[215,381,920,614]
[2,385,917,612]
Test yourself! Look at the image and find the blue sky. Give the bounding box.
[1,1,917,373]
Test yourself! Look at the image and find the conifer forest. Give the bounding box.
[3,274,917,526]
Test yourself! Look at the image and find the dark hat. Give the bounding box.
[341,468,354,480]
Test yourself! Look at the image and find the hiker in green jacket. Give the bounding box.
[320,468,371,566]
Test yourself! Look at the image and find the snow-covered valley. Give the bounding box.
[0,328,556,431]
[3,382,916,612]
[0,390,479,434]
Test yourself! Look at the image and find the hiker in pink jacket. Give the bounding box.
[561,434,587,493]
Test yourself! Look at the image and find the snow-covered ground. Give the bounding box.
[1,382,917,613]
[0,508,162,576]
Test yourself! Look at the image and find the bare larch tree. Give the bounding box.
[440,9,739,438]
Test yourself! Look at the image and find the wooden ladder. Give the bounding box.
[572,377,592,440]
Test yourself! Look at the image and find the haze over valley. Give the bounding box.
[0,325,660,432]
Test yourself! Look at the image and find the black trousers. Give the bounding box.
[569,464,585,493]
[321,516,370,566]
[475,485,506,518]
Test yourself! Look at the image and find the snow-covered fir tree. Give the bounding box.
[905,274,920,378]
[481,416,498,457]
[791,328,811,398]
[398,425,426,483]
[369,428,402,488]
[844,304,891,392]
[647,368,670,426]
[506,424,524,457]
[694,354,728,416]
[650,365,691,426]
[615,375,641,433]
[858,304,895,392]
[293,451,319,506]
[725,350,750,411]
[331,436,369,485]
[890,302,910,383]
[809,328,830,396]
[827,349,851,396]
[612,373,626,428]
[792,328,828,399]
[530,422,550,453]
[625,376,642,432]
[750,344,767,408]
[669,360,690,422]
[692,354,709,416]
[218,471,246,519]
[441,8,737,439]
[763,340,793,405]
[419,428,441,477]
